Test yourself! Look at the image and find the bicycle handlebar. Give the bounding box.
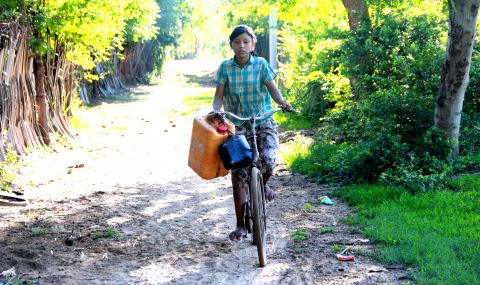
[216,107,300,122]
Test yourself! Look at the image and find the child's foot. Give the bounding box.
[229,226,245,241]
[264,184,277,202]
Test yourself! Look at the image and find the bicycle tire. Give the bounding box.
[250,167,267,267]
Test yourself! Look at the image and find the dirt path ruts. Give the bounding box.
[0,59,408,285]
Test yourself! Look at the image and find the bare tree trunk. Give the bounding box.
[33,53,50,145]
[341,0,371,99]
[341,0,370,31]
[434,0,480,157]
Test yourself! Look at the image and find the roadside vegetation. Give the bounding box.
[221,1,480,284]
[335,178,480,284]
[1,0,479,284]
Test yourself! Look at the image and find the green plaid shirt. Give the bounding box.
[215,55,276,126]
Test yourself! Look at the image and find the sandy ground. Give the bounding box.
[0,59,408,285]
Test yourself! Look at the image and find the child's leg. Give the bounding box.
[257,121,279,201]
[230,168,248,241]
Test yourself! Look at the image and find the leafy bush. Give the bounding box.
[459,112,480,155]
[281,8,451,185]
[341,12,446,97]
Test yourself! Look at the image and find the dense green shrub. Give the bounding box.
[282,8,456,186]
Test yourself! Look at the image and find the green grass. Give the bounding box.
[181,90,213,115]
[30,227,50,237]
[281,136,338,178]
[92,227,122,239]
[291,228,311,242]
[320,226,336,234]
[274,112,314,130]
[303,202,313,212]
[336,179,480,285]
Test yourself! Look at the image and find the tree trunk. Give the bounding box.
[341,0,370,31]
[434,0,480,157]
[341,0,371,99]
[33,53,50,145]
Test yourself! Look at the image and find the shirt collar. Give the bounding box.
[231,54,255,67]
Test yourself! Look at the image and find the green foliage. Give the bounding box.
[25,0,159,71]
[0,0,23,20]
[320,226,336,234]
[464,54,480,112]
[148,0,191,76]
[459,112,480,155]
[281,3,452,185]
[290,228,311,242]
[0,148,19,191]
[337,182,480,284]
[92,227,122,239]
[277,1,348,118]
[342,11,446,95]
[176,0,229,58]
[274,110,314,130]
[31,227,50,237]
[220,0,272,59]
[379,128,455,193]
[303,202,313,212]
[447,173,480,192]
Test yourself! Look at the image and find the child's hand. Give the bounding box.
[279,100,292,111]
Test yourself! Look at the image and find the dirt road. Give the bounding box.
[0,59,407,285]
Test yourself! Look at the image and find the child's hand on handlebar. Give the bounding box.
[279,100,292,111]
[206,110,222,122]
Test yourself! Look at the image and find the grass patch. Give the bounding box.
[30,227,50,237]
[281,136,339,179]
[303,202,313,212]
[181,90,214,115]
[336,180,480,285]
[320,226,336,234]
[92,227,122,240]
[274,112,314,130]
[447,173,480,192]
[332,244,345,253]
[290,228,311,242]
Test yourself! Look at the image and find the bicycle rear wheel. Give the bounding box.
[250,167,267,267]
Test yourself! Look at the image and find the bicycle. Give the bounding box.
[216,106,298,267]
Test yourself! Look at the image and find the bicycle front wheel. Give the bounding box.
[250,167,267,267]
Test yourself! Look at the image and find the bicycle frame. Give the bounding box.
[216,107,298,267]
[218,107,287,163]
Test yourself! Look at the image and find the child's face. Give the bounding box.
[230,33,255,58]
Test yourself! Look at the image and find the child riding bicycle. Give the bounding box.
[211,25,291,241]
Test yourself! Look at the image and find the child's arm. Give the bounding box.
[265,80,291,109]
[213,84,225,111]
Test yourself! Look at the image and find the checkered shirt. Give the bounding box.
[215,55,276,126]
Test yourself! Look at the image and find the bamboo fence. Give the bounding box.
[0,20,147,159]
[0,22,73,158]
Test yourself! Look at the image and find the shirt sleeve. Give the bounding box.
[215,62,226,85]
[262,58,277,82]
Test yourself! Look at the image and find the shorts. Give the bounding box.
[231,120,279,191]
